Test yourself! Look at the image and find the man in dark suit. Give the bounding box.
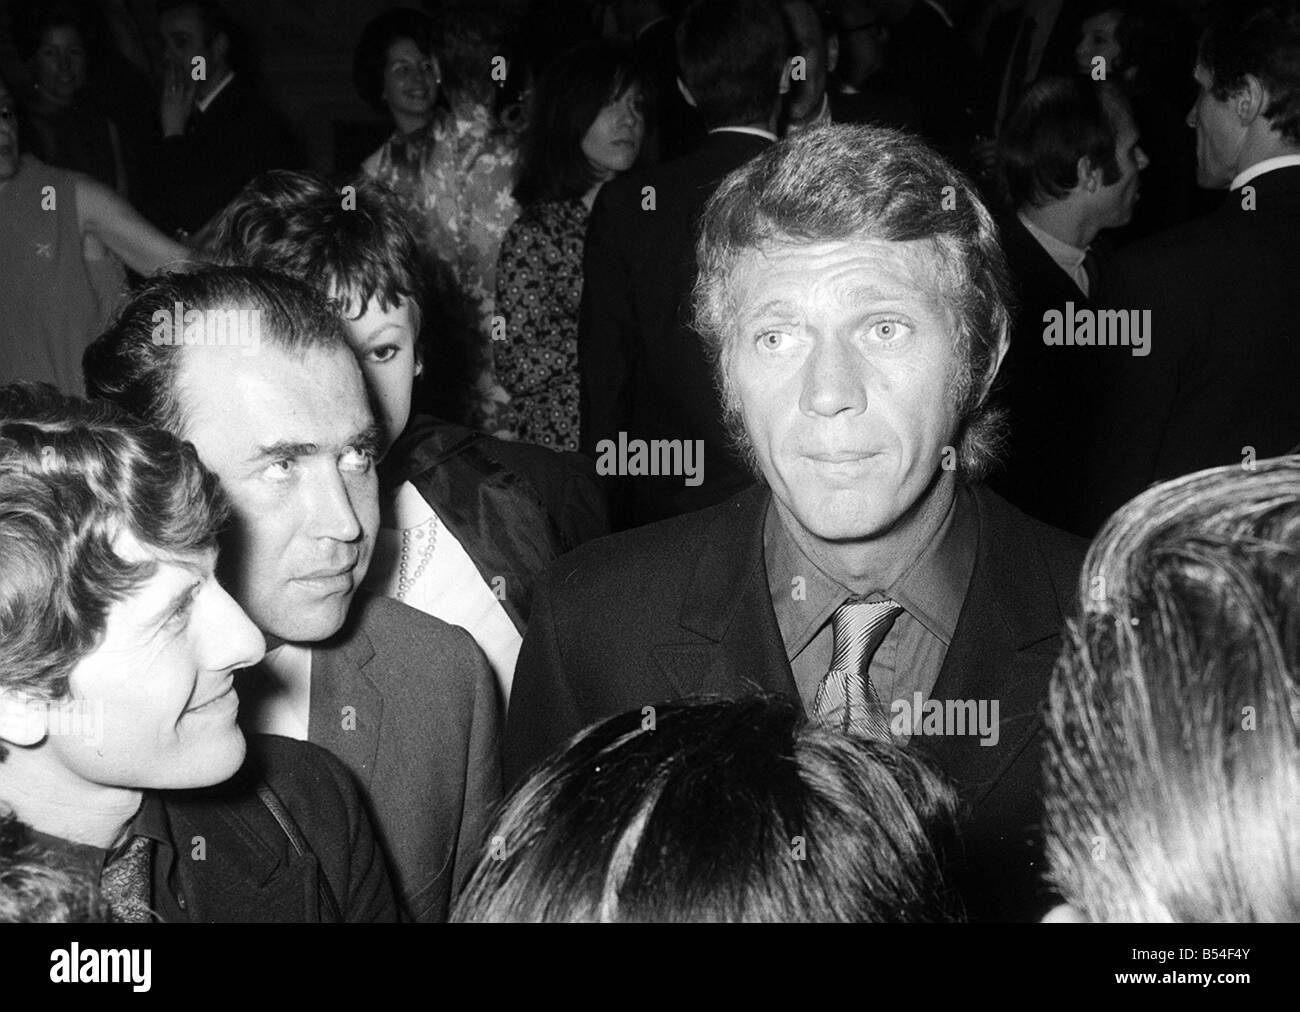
[1085,0,1300,529]
[147,0,294,237]
[509,125,1086,921]
[579,0,790,528]
[989,76,1147,532]
[83,267,502,923]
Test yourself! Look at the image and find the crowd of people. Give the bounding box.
[0,0,1297,924]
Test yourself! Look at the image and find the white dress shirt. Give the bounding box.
[1230,153,1300,191]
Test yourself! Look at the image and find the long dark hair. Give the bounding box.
[512,39,647,205]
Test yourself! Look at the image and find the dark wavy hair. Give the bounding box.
[999,76,1127,208]
[453,696,959,922]
[695,124,1013,481]
[513,40,647,205]
[0,383,227,709]
[1046,456,1300,922]
[1199,0,1300,143]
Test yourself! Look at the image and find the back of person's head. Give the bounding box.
[0,383,226,711]
[999,76,1128,208]
[676,0,789,129]
[453,696,959,922]
[1199,0,1300,143]
[82,265,350,439]
[514,39,647,204]
[0,809,109,922]
[1046,456,1300,922]
[204,170,427,320]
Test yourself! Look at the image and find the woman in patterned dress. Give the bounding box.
[493,41,647,451]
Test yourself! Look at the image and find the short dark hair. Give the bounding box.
[514,40,647,204]
[1046,456,1300,922]
[695,124,1012,481]
[83,266,351,438]
[676,0,789,130]
[453,696,959,922]
[352,7,437,114]
[0,383,227,707]
[999,76,1127,208]
[205,170,427,324]
[156,0,233,47]
[1199,0,1300,144]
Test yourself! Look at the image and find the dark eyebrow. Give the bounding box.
[352,424,385,458]
[250,424,384,464]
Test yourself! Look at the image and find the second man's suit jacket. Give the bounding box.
[241,592,503,922]
[504,483,1086,921]
[578,130,771,527]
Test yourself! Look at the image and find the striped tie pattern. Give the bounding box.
[813,597,902,741]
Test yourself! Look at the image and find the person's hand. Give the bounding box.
[160,60,196,138]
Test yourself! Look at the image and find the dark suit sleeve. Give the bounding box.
[503,570,587,789]
[578,184,636,456]
[450,631,505,904]
[554,457,611,551]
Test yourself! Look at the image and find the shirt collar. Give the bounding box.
[766,485,977,657]
[1229,154,1300,191]
[709,125,778,143]
[195,71,235,114]
[1018,210,1087,268]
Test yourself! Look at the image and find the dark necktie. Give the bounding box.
[813,598,903,741]
[100,835,154,924]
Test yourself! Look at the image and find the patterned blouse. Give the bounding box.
[493,198,589,451]
[363,101,519,429]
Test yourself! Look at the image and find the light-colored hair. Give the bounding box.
[1045,456,1300,922]
[693,124,1012,481]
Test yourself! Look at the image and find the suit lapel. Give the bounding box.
[652,487,798,701]
[912,488,1065,806]
[309,610,384,786]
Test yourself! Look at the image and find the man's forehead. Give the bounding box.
[730,237,948,297]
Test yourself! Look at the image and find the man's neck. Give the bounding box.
[773,468,958,591]
[1020,199,1093,250]
[0,755,141,849]
[1231,139,1300,189]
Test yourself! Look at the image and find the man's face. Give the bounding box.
[1188,63,1245,188]
[178,342,381,643]
[1094,99,1148,227]
[338,293,419,455]
[784,0,830,121]
[0,81,19,181]
[727,238,963,544]
[45,543,264,792]
[158,3,221,81]
[1074,10,1121,75]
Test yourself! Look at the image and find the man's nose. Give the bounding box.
[800,333,869,417]
[307,467,365,543]
[203,584,266,673]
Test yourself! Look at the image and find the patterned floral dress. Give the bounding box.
[363,100,519,429]
[493,198,588,451]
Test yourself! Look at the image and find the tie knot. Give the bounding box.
[829,597,902,674]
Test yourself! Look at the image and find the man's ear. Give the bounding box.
[779,58,794,96]
[0,689,48,748]
[676,76,697,108]
[1077,154,1102,193]
[1236,73,1267,125]
[211,30,231,67]
[827,35,840,77]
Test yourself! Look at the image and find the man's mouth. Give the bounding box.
[186,680,236,714]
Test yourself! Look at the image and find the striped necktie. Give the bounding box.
[813,597,903,741]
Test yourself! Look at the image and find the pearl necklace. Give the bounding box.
[396,513,438,602]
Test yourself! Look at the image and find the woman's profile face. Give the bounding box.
[382,37,439,126]
[581,83,646,183]
[32,25,88,107]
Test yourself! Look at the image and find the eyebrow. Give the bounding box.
[249,424,385,463]
[146,563,209,627]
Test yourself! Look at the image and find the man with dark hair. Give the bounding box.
[0,383,397,922]
[1083,0,1300,529]
[781,0,836,132]
[144,0,293,237]
[205,170,608,705]
[579,0,790,528]
[82,266,501,923]
[459,697,959,922]
[1045,456,1300,922]
[989,76,1147,532]
[508,125,1087,921]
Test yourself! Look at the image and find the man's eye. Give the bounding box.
[867,319,911,343]
[756,330,792,351]
[340,446,375,472]
[260,459,294,482]
[367,344,399,364]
